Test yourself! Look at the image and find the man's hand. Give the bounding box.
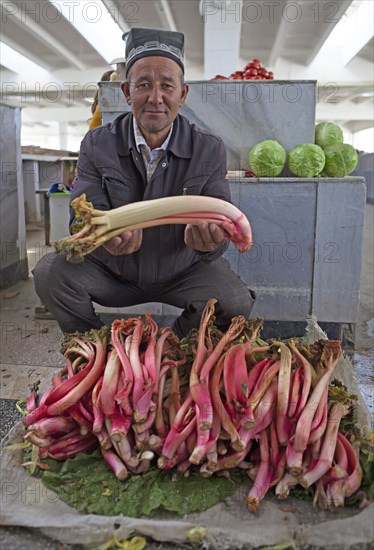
[103,229,143,255]
[184,222,225,253]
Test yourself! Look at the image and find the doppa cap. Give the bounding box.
[125,28,184,76]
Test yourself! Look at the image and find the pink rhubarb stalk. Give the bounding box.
[287,368,302,419]
[211,354,244,451]
[29,416,77,437]
[299,401,350,488]
[308,386,328,443]
[47,332,107,416]
[247,429,271,512]
[161,392,196,460]
[223,344,255,430]
[238,379,278,448]
[47,435,97,460]
[100,349,120,416]
[101,448,128,480]
[191,313,246,431]
[291,364,336,456]
[249,360,280,412]
[287,340,312,418]
[337,432,363,498]
[275,342,293,446]
[246,358,272,397]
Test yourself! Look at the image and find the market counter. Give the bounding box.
[225,176,366,328]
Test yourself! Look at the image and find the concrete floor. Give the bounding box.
[0,205,373,549]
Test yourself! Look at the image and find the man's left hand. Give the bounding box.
[184,222,225,253]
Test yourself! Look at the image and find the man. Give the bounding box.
[89,59,127,130]
[33,28,255,337]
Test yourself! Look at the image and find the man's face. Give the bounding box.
[121,56,188,141]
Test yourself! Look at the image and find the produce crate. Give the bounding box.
[226,177,366,327]
[0,104,28,288]
[352,152,374,204]
[99,80,317,171]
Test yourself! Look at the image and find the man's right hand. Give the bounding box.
[103,229,143,255]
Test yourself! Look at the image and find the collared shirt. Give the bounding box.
[133,117,173,181]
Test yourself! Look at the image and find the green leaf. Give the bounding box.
[29,449,243,517]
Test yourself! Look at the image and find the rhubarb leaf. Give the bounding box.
[341,432,374,507]
[28,449,243,517]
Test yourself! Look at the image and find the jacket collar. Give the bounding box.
[115,112,192,159]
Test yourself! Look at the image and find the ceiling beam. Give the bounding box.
[0,1,86,70]
[344,120,374,133]
[316,100,373,120]
[268,1,289,68]
[155,0,177,31]
[0,41,51,78]
[305,0,353,66]
[21,106,92,123]
[309,1,374,70]
[101,0,130,32]
[0,35,52,71]
[52,0,127,64]
[340,2,374,66]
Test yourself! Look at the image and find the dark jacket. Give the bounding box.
[71,112,230,285]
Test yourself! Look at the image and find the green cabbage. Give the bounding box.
[315,122,344,149]
[323,143,358,177]
[248,140,286,177]
[288,144,326,177]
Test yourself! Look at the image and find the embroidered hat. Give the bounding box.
[125,28,185,76]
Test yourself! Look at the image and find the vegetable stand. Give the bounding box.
[98,80,366,343]
[225,176,366,341]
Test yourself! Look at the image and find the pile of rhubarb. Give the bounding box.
[22,299,372,513]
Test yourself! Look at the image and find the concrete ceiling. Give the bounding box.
[0,0,373,149]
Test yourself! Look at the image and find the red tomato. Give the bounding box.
[249,59,261,69]
[246,68,258,76]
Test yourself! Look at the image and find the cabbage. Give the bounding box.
[323,143,358,177]
[315,122,344,149]
[248,140,286,177]
[288,144,326,177]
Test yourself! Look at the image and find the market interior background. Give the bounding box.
[1,2,373,406]
[0,1,373,547]
[1,0,373,151]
